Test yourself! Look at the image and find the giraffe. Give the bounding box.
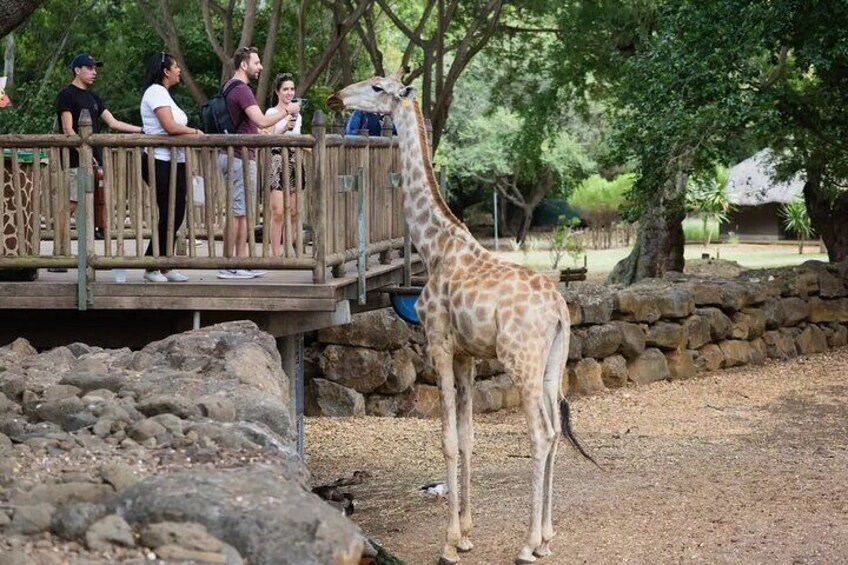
[328,70,595,565]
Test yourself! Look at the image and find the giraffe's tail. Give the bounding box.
[559,398,601,469]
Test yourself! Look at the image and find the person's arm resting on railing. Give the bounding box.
[100,109,143,134]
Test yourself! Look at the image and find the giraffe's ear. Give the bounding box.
[398,85,415,99]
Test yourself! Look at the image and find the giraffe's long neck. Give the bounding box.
[393,100,465,270]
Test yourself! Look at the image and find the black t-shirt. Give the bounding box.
[56,84,105,167]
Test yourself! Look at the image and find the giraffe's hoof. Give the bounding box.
[515,548,537,565]
[533,544,552,558]
[458,538,474,553]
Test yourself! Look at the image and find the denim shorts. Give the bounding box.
[217,154,257,217]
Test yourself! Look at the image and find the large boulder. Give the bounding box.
[683,315,711,350]
[376,347,417,395]
[113,466,365,565]
[760,298,785,330]
[665,350,697,379]
[627,348,670,385]
[600,355,629,389]
[741,308,767,339]
[317,310,411,350]
[568,358,606,395]
[694,344,725,372]
[365,390,415,418]
[473,380,504,413]
[795,325,828,355]
[655,288,695,319]
[646,322,686,351]
[409,384,441,418]
[818,270,847,298]
[611,321,646,360]
[579,324,622,359]
[780,297,810,327]
[318,346,390,394]
[695,308,732,341]
[577,291,615,325]
[681,281,723,307]
[718,340,755,367]
[762,329,798,360]
[615,290,661,323]
[809,297,848,323]
[305,379,365,417]
[825,323,848,348]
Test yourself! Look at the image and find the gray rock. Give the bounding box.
[74,356,109,374]
[137,394,200,419]
[11,482,114,506]
[579,292,615,325]
[475,358,505,377]
[377,346,417,394]
[319,345,390,393]
[2,337,37,356]
[665,350,697,379]
[0,550,30,565]
[197,396,237,422]
[793,272,820,296]
[612,321,646,360]
[761,298,785,330]
[809,297,848,323]
[600,355,629,389]
[150,413,184,437]
[100,462,138,491]
[305,379,365,417]
[683,315,711,350]
[762,329,799,360]
[42,384,82,402]
[0,372,27,400]
[50,502,108,540]
[567,331,583,361]
[818,270,847,298]
[568,358,606,395]
[473,380,504,413]
[0,510,9,527]
[656,288,695,319]
[34,396,97,432]
[0,432,11,452]
[694,343,725,372]
[781,297,810,327]
[365,391,415,418]
[741,308,767,339]
[81,388,117,403]
[317,309,411,350]
[796,325,828,355]
[140,521,227,553]
[682,281,723,306]
[646,322,686,351]
[85,514,136,551]
[65,342,96,358]
[718,340,755,367]
[7,503,56,535]
[113,466,365,565]
[580,324,622,359]
[695,307,732,340]
[627,348,671,385]
[128,418,168,443]
[59,372,124,394]
[826,323,848,348]
[615,290,661,323]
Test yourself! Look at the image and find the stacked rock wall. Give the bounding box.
[305,260,848,418]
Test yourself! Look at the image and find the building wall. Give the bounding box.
[721,203,790,240]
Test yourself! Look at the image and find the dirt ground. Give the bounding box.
[306,348,848,565]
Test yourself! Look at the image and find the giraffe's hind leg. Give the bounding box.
[455,355,475,553]
[515,387,557,565]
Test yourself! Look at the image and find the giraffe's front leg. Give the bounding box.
[455,355,475,553]
[432,344,462,565]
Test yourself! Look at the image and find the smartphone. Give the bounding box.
[292,98,309,109]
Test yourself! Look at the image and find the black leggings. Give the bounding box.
[142,157,187,258]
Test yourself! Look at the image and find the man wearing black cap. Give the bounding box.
[55,53,142,252]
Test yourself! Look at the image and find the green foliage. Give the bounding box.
[686,165,735,247]
[548,218,584,269]
[682,218,719,245]
[780,200,814,253]
[567,173,632,226]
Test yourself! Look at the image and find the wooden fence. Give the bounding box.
[0,110,408,293]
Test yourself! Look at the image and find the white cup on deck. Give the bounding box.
[113,269,127,283]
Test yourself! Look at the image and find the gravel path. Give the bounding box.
[306,348,848,564]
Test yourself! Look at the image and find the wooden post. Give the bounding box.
[311,111,327,284]
[379,116,394,264]
[77,109,95,309]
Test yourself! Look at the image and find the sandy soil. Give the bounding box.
[306,348,848,565]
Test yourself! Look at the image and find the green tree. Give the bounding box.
[780,200,813,255]
[686,165,734,248]
[568,173,632,249]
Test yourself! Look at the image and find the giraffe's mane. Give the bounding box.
[412,100,463,228]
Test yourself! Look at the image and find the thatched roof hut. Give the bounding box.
[726,149,804,206]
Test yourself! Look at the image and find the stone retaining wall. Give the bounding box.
[305,260,848,418]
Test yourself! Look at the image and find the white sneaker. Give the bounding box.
[163,270,189,282]
[143,270,168,283]
[217,269,256,279]
[246,269,268,277]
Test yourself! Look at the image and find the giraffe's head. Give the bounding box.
[327,68,415,114]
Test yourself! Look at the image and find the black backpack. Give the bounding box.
[200,80,242,134]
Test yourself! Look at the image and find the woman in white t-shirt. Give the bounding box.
[264,73,302,257]
[139,52,203,282]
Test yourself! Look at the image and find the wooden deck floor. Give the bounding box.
[0,257,412,311]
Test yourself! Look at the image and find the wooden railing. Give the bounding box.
[0,110,407,306]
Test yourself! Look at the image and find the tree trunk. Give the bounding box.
[608,188,686,285]
[4,33,14,88]
[803,167,848,262]
[0,0,46,37]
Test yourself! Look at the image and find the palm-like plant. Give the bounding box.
[686,165,735,247]
[780,200,814,254]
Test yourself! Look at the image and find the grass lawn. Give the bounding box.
[494,242,829,277]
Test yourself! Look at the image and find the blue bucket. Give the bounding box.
[390,291,422,325]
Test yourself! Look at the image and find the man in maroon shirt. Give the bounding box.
[216,46,291,279]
